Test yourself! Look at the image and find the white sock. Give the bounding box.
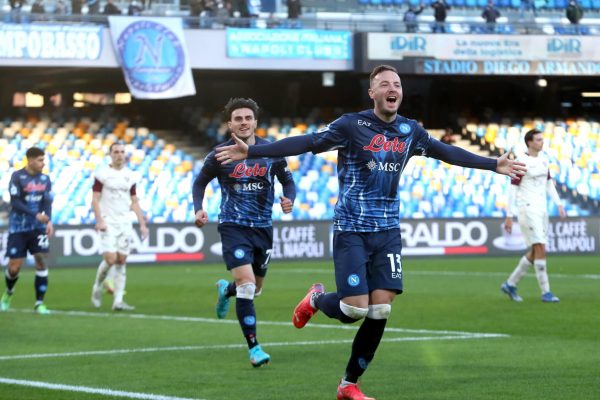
[113,264,126,304]
[507,256,532,287]
[94,260,111,286]
[534,259,550,294]
[106,265,117,282]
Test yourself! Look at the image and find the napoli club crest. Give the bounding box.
[117,20,185,93]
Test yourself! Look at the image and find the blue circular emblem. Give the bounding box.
[243,315,256,326]
[347,274,360,287]
[399,123,411,134]
[358,357,369,369]
[234,249,245,259]
[117,20,185,93]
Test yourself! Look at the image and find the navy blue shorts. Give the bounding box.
[6,229,50,259]
[218,223,273,278]
[333,229,403,298]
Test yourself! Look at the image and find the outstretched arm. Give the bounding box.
[216,134,314,164]
[427,139,526,179]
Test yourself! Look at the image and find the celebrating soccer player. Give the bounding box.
[1,147,53,314]
[215,65,526,399]
[193,98,296,368]
[501,129,566,303]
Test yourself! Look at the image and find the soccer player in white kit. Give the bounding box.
[501,129,566,303]
[91,142,148,311]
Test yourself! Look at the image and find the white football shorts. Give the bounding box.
[99,221,134,255]
[517,207,548,247]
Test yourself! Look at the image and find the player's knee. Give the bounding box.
[339,301,368,322]
[236,282,256,300]
[33,254,47,268]
[367,304,391,320]
[104,255,117,265]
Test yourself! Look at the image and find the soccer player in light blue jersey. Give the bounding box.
[216,66,526,399]
[193,98,296,368]
[1,147,53,315]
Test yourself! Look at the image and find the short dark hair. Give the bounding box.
[524,129,542,148]
[26,147,44,159]
[109,141,125,152]
[369,65,398,86]
[223,98,259,121]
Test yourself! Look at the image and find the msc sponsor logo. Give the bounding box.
[233,182,265,192]
[366,159,404,172]
[229,163,267,178]
[363,134,406,153]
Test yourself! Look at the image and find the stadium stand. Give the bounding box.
[466,119,600,209]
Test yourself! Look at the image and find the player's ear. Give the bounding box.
[367,88,375,100]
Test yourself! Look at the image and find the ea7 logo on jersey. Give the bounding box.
[363,134,406,153]
[230,163,267,178]
[233,182,265,191]
[358,120,371,127]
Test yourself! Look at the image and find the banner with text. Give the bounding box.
[0,23,103,60]
[226,28,352,60]
[1,218,596,268]
[366,33,600,76]
[108,17,195,99]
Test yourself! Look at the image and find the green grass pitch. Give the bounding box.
[1,255,599,400]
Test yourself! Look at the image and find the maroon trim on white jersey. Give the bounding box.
[93,178,103,192]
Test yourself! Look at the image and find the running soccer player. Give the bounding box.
[501,128,565,303]
[193,98,296,368]
[1,147,53,314]
[215,65,526,399]
[90,142,148,311]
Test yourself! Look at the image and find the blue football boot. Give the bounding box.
[249,345,270,368]
[501,281,523,302]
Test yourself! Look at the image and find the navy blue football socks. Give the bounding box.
[344,317,387,383]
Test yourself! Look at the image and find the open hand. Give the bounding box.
[496,152,527,179]
[215,134,249,164]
